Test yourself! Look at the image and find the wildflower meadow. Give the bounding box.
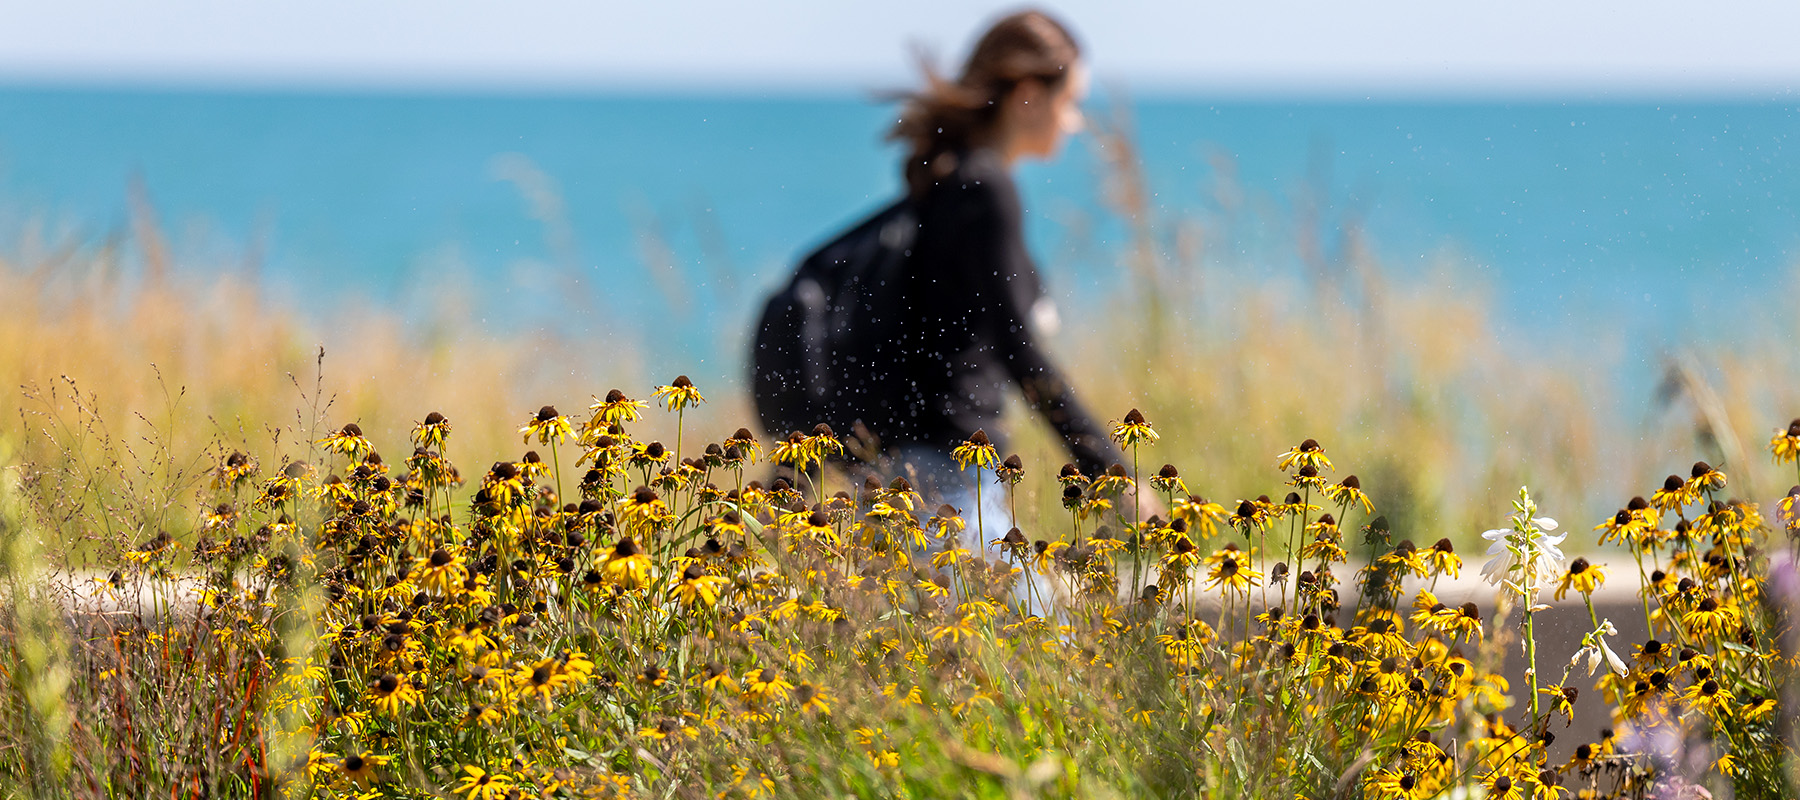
[1,365,1797,799]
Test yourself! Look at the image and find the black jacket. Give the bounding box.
[879,146,1119,477]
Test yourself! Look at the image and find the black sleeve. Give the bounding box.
[947,181,1122,477]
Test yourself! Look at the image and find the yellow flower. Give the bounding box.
[213,450,259,490]
[520,404,574,445]
[454,765,513,800]
[1683,676,1733,718]
[515,657,570,708]
[1552,557,1606,601]
[742,667,793,704]
[951,429,1000,471]
[1167,495,1224,538]
[1682,595,1741,640]
[769,430,812,471]
[1203,547,1262,594]
[670,563,729,608]
[367,673,421,717]
[601,538,653,589]
[338,752,392,789]
[651,374,706,411]
[1276,438,1332,473]
[588,388,648,428]
[794,682,832,714]
[1110,408,1159,447]
[1324,474,1372,514]
[412,546,468,596]
[1770,418,1800,464]
[1425,538,1461,578]
[1685,459,1727,495]
[411,411,451,450]
[804,423,845,462]
[317,423,374,459]
[1362,768,1419,800]
[723,427,762,465]
[463,703,504,727]
[1650,474,1696,512]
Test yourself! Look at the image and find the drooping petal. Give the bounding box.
[1599,637,1630,677]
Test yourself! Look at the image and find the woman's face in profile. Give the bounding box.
[1008,59,1089,162]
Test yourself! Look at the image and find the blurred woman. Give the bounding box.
[877,10,1121,500]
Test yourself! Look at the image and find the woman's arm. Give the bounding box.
[945,178,1121,477]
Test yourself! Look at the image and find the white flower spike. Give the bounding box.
[1479,487,1567,601]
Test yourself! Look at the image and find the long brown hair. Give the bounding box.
[888,10,1082,199]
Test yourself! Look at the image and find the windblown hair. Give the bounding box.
[888,10,1082,198]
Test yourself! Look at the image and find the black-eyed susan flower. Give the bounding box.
[805,423,845,462]
[587,388,647,430]
[1324,474,1372,514]
[1147,463,1185,496]
[1480,770,1522,800]
[413,546,467,596]
[455,765,513,800]
[641,716,700,742]
[1376,540,1430,578]
[214,450,259,490]
[794,681,831,715]
[463,702,504,728]
[1361,767,1418,800]
[338,752,391,788]
[951,429,999,471]
[652,374,706,412]
[516,449,550,482]
[411,410,451,450]
[1276,438,1332,473]
[367,672,421,716]
[671,563,729,608]
[1682,676,1733,718]
[1770,418,1800,465]
[1741,694,1778,722]
[1203,548,1262,594]
[520,405,573,446]
[1650,474,1695,512]
[1229,497,1276,538]
[1594,507,1652,547]
[1552,557,1606,601]
[1441,601,1484,642]
[723,427,761,465]
[995,454,1025,486]
[1425,538,1461,578]
[1685,460,1726,495]
[699,661,737,693]
[1056,462,1088,488]
[318,423,374,459]
[1682,595,1740,639]
[1110,408,1159,447]
[601,538,652,589]
[742,667,792,704]
[770,431,811,472]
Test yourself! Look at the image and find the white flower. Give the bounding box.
[1571,620,1629,677]
[1478,488,1567,598]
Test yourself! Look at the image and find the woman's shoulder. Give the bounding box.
[918,147,1019,217]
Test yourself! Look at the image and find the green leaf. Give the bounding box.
[1227,737,1250,780]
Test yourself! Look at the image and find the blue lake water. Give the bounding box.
[1,87,1795,371]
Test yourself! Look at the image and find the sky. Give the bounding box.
[4,0,1800,96]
